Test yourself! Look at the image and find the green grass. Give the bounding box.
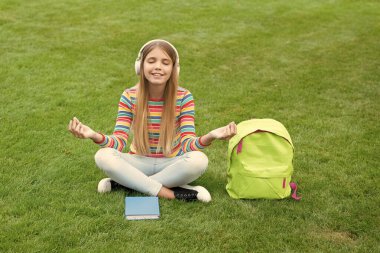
[1,0,379,252]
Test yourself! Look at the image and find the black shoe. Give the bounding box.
[172,187,198,201]
[179,185,212,202]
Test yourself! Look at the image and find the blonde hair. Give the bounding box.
[133,41,179,156]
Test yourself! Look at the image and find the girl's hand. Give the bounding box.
[209,121,237,141]
[68,117,96,139]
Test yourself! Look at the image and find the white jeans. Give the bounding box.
[94,148,208,196]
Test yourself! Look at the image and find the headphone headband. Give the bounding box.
[135,39,180,75]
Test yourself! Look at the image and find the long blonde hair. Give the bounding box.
[133,41,179,156]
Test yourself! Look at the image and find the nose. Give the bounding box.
[154,61,162,70]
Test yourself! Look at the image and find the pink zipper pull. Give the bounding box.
[237,139,243,154]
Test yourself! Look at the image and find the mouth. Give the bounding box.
[151,73,165,79]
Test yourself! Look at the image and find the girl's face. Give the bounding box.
[143,47,173,87]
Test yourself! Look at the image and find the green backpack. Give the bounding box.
[226,119,301,200]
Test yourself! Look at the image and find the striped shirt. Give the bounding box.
[95,86,209,157]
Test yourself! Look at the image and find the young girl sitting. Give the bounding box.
[68,39,236,202]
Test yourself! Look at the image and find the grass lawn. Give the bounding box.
[1,0,379,252]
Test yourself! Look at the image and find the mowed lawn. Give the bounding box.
[0,0,379,252]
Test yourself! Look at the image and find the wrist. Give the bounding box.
[200,133,215,146]
[91,132,104,143]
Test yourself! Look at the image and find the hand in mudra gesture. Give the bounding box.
[209,122,237,141]
[68,117,96,139]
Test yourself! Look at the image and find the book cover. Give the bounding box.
[125,196,160,220]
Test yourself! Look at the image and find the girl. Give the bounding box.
[68,39,236,202]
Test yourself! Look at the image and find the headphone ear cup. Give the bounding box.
[135,59,141,75]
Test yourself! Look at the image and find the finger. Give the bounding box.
[71,118,78,130]
[228,121,235,132]
[75,118,84,137]
[69,120,77,134]
[224,125,231,140]
[68,120,72,131]
[226,123,236,140]
[228,122,233,131]
[75,122,81,135]
[77,123,82,138]
[70,127,78,137]
[231,122,237,134]
[71,121,78,135]
[79,123,86,139]
[228,124,232,134]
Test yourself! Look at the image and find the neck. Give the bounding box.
[148,84,166,99]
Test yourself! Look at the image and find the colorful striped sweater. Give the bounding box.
[95,86,209,157]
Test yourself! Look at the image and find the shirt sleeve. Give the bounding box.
[179,90,210,152]
[94,89,133,152]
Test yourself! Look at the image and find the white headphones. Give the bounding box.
[134,39,180,75]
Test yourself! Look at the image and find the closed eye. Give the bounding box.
[147,58,156,63]
[146,57,172,65]
[162,59,171,65]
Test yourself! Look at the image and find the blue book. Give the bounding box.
[125,197,160,220]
